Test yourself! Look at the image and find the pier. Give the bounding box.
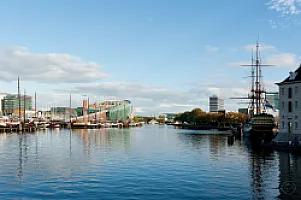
[0,120,144,133]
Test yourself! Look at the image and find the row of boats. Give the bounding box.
[0,121,144,129]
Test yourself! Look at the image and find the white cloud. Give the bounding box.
[134,107,146,113]
[205,45,219,53]
[0,46,107,83]
[56,82,203,115]
[228,53,299,68]
[268,0,301,15]
[54,80,260,115]
[266,53,299,67]
[244,44,277,52]
[30,78,281,116]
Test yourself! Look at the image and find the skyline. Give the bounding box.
[0,0,301,115]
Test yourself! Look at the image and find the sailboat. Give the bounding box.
[235,39,277,143]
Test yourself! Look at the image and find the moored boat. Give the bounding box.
[234,39,278,143]
[242,113,277,142]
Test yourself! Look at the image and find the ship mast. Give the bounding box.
[232,37,274,117]
[242,39,264,116]
[255,39,261,114]
[250,49,255,117]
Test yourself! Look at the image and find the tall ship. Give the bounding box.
[234,39,277,142]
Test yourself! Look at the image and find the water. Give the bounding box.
[0,124,299,199]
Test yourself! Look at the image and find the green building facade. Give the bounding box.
[106,104,132,122]
[2,94,32,115]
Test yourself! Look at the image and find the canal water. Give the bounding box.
[0,124,299,199]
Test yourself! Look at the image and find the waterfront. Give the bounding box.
[0,125,299,199]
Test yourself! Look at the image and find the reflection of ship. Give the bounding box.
[244,139,276,199]
[277,151,301,199]
[233,39,277,143]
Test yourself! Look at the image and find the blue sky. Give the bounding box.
[0,0,301,115]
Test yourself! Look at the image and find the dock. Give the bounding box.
[0,122,144,133]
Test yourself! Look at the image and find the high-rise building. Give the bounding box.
[2,94,32,116]
[209,95,224,112]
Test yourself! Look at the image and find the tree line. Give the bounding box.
[132,108,249,124]
[175,108,248,124]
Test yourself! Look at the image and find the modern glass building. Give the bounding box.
[1,94,32,115]
[106,104,132,122]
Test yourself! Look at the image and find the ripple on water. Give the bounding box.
[0,126,293,199]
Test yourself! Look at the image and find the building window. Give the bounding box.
[296,122,298,130]
[296,86,299,94]
[281,88,284,95]
[282,121,285,129]
[296,101,298,109]
[296,116,298,119]
[288,101,292,112]
[288,87,292,98]
[282,101,284,109]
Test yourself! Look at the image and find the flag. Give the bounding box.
[263,99,276,112]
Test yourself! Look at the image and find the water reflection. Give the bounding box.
[72,128,132,153]
[17,134,23,182]
[2,126,301,199]
[278,151,301,199]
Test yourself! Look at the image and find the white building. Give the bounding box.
[276,65,301,134]
[209,94,224,112]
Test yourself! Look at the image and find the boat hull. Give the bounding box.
[243,123,276,143]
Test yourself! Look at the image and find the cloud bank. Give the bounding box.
[0,46,107,83]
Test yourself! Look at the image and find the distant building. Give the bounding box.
[276,65,301,134]
[76,99,134,122]
[160,112,177,120]
[50,107,77,118]
[209,95,224,112]
[238,108,248,115]
[0,93,7,115]
[265,92,279,110]
[106,100,133,122]
[1,94,32,116]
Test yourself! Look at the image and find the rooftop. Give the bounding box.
[277,63,301,85]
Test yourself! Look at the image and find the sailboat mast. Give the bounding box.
[70,93,72,123]
[35,91,37,118]
[18,76,21,119]
[23,89,26,123]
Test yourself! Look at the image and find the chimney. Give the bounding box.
[289,71,295,80]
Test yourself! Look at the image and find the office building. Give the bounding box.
[2,94,32,116]
[209,95,224,112]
